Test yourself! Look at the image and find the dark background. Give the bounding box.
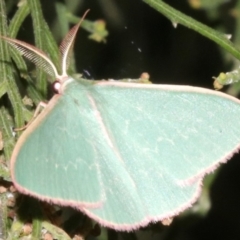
[15,0,232,85]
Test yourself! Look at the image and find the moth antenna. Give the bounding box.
[60,10,90,78]
[0,36,60,80]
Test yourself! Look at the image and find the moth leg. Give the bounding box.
[14,101,48,131]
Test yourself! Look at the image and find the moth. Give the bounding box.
[3,12,240,231]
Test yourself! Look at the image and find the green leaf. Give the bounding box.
[142,0,240,60]
[0,193,9,239]
[27,0,59,95]
[0,107,14,162]
[0,0,25,161]
[8,1,30,38]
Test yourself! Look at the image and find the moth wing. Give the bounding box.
[80,81,240,230]
[11,89,105,208]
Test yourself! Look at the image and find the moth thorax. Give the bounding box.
[52,77,74,94]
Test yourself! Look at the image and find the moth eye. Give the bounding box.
[52,81,61,94]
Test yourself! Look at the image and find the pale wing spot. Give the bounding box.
[57,126,68,133]
[88,161,100,171]
[166,138,175,146]
[136,105,143,112]
[122,120,130,134]
[52,157,94,172]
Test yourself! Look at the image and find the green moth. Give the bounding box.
[3,13,240,231]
